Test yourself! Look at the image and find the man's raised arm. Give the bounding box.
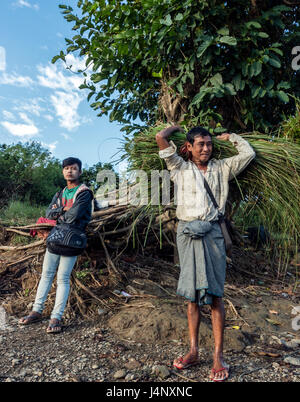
[155,126,183,150]
[218,133,256,180]
[156,126,185,172]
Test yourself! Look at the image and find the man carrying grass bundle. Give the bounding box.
[156,126,255,382]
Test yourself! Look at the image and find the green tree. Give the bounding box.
[81,161,116,192]
[54,0,299,132]
[0,142,65,206]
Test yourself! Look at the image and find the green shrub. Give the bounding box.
[0,200,47,226]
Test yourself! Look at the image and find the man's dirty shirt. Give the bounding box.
[158,133,255,222]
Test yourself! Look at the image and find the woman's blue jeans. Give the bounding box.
[32,250,77,320]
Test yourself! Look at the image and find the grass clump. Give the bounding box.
[0,200,47,226]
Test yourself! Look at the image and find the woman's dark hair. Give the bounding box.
[180,126,212,160]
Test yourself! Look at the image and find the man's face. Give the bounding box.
[62,163,81,181]
[187,135,213,164]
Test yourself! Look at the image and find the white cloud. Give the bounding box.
[0,46,34,87]
[13,0,39,11]
[0,72,34,87]
[0,47,6,71]
[2,110,15,120]
[0,55,91,136]
[19,112,33,125]
[41,141,58,153]
[15,98,44,116]
[61,132,72,140]
[50,91,82,131]
[44,114,54,122]
[65,54,90,73]
[37,56,93,131]
[1,121,39,137]
[37,63,83,93]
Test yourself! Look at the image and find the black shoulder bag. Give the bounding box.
[203,177,233,254]
[46,223,87,256]
[46,189,87,256]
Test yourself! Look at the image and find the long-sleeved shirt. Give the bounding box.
[158,133,255,222]
[46,184,93,230]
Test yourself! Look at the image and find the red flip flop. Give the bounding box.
[173,356,200,370]
[210,364,230,382]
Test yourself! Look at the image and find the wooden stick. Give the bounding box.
[171,370,197,382]
[6,255,35,267]
[72,274,105,304]
[99,234,121,277]
[8,224,54,230]
[92,205,132,218]
[0,239,45,251]
[5,228,31,236]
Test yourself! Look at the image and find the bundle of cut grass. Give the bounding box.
[121,123,300,275]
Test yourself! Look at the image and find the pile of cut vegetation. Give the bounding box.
[120,115,300,276]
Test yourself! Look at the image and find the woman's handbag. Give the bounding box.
[46,223,87,256]
[203,178,233,254]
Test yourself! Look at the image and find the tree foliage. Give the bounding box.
[81,161,115,191]
[0,142,65,206]
[54,0,299,132]
[0,141,117,208]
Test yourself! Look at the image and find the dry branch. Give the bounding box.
[72,273,108,306]
[5,228,31,237]
[0,239,45,251]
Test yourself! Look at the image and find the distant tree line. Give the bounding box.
[0,141,112,208]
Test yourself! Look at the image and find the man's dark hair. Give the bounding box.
[62,157,82,171]
[180,126,213,160]
[186,126,212,145]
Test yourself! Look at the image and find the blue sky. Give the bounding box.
[0,0,126,170]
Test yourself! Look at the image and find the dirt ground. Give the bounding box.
[1,250,300,383]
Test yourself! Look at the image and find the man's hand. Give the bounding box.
[63,205,71,212]
[216,133,231,141]
[156,125,184,139]
[37,230,50,240]
[156,125,184,150]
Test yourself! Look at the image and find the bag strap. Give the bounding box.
[203,177,219,210]
[203,177,225,220]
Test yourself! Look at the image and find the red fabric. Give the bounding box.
[30,217,56,237]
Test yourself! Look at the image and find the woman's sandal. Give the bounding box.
[18,312,42,325]
[46,319,63,334]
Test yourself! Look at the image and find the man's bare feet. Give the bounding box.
[210,354,230,381]
[173,350,200,370]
